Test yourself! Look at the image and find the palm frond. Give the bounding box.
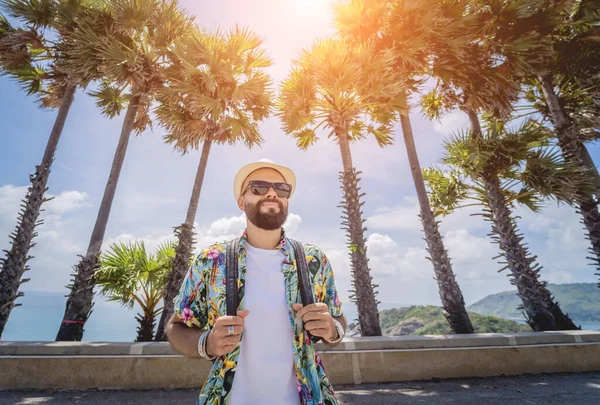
[1,0,56,28]
[149,0,193,52]
[0,26,45,70]
[112,0,155,32]
[521,146,594,204]
[0,12,13,36]
[154,23,273,152]
[506,187,543,212]
[96,241,148,307]
[96,239,174,309]
[88,82,126,118]
[422,167,472,216]
[420,87,445,120]
[277,67,317,134]
[278,36,404,150]
[366,123,394,147]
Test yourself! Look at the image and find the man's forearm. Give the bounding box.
[167,322,205,358]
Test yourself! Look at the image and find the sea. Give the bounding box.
[1,291,598,342]
[512,319,600,331]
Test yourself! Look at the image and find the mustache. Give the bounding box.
[258,198,283,209]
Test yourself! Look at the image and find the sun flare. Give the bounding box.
[287,0,334,17]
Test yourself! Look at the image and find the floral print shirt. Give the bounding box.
[173,230,343,405]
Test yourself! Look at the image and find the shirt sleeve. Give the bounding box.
[320,253,343,318]
[173,255,208,329]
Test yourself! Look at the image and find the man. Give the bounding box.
[166,159,347,405]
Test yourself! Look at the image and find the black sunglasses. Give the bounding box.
[242,180,293,199]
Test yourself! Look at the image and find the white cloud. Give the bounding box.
[438,204,489,233]
[103,212,304,259]
[103,231,176,255]
[365,233,432,280]
[45,190,90,214]
[330,191,597,309]
[283,213,302,236]
[0,185,90,255]
[206,214,247,237]
[0,185,27,218]
[443,229,494,262]
[0,186,90,219]
[367,197,422,232]
[366,233,399,256]
[104,233,136,246]
[367,198,488,234]
[516,204,596,283]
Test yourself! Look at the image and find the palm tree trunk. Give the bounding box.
[135,311,156,342]
[482,175,578,331]
[335,127,381,336]
[399,114,474,334]
[155,139,212,341]
[539,74,600,283]
[468,110,578,331]
[56,94,141,341]
[0,83,76,339]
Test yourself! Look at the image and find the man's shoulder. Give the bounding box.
[195,239,235,260]
[291,239,326,258]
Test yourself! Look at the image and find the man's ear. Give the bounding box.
[237,196,245,211]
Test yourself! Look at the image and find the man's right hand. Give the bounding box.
[206,309,250,357]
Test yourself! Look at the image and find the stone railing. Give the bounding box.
[1,330,599,390]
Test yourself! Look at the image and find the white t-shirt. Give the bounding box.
[228,244,300,405]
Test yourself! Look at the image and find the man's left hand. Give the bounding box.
[292,303,337,341]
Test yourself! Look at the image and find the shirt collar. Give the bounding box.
[239,228,292,257]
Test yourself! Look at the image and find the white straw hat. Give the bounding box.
[233,158,296,201]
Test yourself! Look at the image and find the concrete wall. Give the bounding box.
[1,330,599,390]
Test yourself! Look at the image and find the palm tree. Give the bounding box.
[55,0,193,341]
[152,26,273,340]
[461,0,600,285]
[414,0,585,328]
[96,240,175,341]
[334,0,475,334]
[278,37,406,336]
[424,119,583,331]
[0,0,100,339]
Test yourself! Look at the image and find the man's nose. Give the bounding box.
[265,186,278,198]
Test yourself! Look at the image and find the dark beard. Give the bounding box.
[245,198,288,231]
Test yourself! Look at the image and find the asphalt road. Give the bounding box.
[1,372,600,404]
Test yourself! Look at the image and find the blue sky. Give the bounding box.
[1,0,599,334]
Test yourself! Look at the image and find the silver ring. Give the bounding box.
[227,325,235,336]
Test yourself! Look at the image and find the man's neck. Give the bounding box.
[245,223,282,250]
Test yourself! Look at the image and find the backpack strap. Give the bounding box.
[290,239,321,344]
[290,239,314,307]
[226,238,240,316]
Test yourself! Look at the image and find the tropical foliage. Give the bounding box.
[96,240,175,341]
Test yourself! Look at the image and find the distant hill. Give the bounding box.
[347,305,531,336]
[467,283,600,322]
